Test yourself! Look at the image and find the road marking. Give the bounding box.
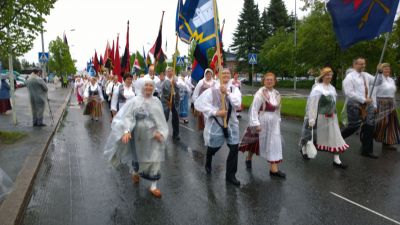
[330,192,400,225]
[179,124,199,133]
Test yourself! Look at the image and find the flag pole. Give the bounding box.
[212,0,226,128]
[369,32,390,98]
[153,11,165,73]
[170,33,179,109]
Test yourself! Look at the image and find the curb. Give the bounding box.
[0,88,73,225]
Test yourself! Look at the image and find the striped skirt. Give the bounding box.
[374,97,400,145]
[0,99,11,113]
[239,127,260,155]
[83,98,102,118]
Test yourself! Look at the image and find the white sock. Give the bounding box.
[150,181,157,190]
[333,154,341,164]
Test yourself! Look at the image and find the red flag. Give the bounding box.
[121,21,131,73]
[93,50,100,73]
[104,41,110,62]
[113,35,122,82]
[111,40,115,66]
[149,12,165,63]
[210,19,225,74]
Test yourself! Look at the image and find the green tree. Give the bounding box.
[0,0,56,56]
[230,0,261,83]
[0,54,22,72]
[266,0,291,34]
[48,37,76,78]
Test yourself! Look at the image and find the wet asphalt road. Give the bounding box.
[21,95,400,225]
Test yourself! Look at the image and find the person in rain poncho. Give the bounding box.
[110,72,135,117]
[26,69,48,126]
[104,77,168,198]
[177,72,192,124]
[194,68,242,186]
[341,57,378,159]
[299,67,349,169]
[373,63,400,150]
[192,68,216,130]
[83,76,104,121]
[239,72,286,178]
[230,72,243,119]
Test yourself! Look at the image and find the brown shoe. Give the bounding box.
[131,174,140,184]
[149,188,162,198]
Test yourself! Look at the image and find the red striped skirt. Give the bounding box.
[239,127,260,155]
[374,97,400,145]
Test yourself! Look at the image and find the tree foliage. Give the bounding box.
[48,37,76,77]
[0,0,56,56]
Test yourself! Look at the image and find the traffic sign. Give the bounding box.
[38,52,49,63]
[176,56,185,66]
[248,53,257,65]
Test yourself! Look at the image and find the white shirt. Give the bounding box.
[106,81,120,96]
[342,71,375,104]
[375,76,396,98]
[110,83,136,111]
[84,83,104,101]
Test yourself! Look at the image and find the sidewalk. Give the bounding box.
[0,83,72,225]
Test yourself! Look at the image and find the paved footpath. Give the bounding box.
[19,94,400,225]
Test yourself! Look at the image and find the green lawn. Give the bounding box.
[0,131,27,145]
[242,96,345,120]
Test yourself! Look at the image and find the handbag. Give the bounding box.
[305,128,317,159]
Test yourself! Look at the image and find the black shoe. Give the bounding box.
[270,170,286,179]
[361,152,379,159]
[37,123,47,127]
[226,176,241,186]
[245,160,252,169]
[300,149,310,160]
[237,114,242,119]
[173,136,180,141]
[333,162,348,169]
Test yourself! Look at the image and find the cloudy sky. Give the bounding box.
[23,0,309,70]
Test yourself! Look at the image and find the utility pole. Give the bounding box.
[8,31,17,125]
[41,30,47,79]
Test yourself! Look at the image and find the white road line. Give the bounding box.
[179,124,198,133]
[330,192,400,225]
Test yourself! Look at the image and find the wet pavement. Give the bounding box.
[21,95,400,225]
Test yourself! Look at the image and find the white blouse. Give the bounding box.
[375,76,396,98]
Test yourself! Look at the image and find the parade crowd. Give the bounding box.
[4,57,397,199]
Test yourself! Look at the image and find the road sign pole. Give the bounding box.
[251,63,254,87]
[41,31,47,80]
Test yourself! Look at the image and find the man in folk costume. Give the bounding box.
[192,68,216,130]
[160,67,180,141]
[26,69,48,126]
[110,72,136,117]
[195,68,242,186]
[341,57,378,158]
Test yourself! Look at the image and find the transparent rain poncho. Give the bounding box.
[0,167,13,202]
[104,79,169,169]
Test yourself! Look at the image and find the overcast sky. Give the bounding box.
[23,0,309,70]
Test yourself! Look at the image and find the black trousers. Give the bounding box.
[164,99,179,138]
[207,144,239,179]
[341,102,375,154]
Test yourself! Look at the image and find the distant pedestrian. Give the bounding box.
[195,68,242,186]
[177,72,191,124]
[83,76,104,121]
[0,75,12,115]
[104,77,169,198]
[26,69,48,126]
[74,76,84,105]
[231,72,243,118]
[299,67,349,169]
[341,57,378,159]
[239,72,285,178]
[373,63,400,150]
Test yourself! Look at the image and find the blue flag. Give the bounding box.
[177,0,219,51]
[191,44,208,82]
[327,0,400,49]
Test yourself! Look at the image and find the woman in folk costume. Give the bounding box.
[74,76,84,105]
[0,74,12,114]
[373,63,400,150]
[177,72,192,124]
[110,72,135,117]
[231,72,243,118]
[104,77,169,198]
[299,67,349,169]
[239,72,285,178]
[192,68,216,130]
[83,74,104,121]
